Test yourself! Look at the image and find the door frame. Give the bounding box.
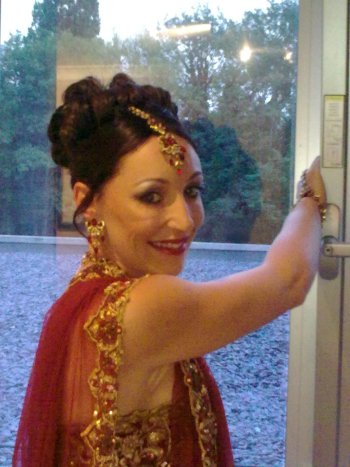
[286,1,349,466]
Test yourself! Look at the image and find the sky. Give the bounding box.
[1,0,270,43]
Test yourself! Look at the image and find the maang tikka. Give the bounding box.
[128,105,186,174]
[85,219,105,257]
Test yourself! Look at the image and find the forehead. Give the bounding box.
[116,136,202,182]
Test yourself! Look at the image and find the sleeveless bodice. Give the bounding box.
[13,254,234,466]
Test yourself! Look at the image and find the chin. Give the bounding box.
[166,265,184,276]
[149,259,185,276]
[166,260,186,276]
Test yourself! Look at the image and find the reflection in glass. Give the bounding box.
[0,0,298,244]
[0,1,298,465]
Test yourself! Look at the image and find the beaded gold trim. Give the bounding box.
[128,105,186,174]
[75,261,170,465]
[80,278,172,465]
[81,280,136,464]
[68,257,218,465]
[68,253,126,288]
[181,359,218,466]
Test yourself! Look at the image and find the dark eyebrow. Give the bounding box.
[134,178,168,186]
[134,172,203,187]
[189,171,203,180]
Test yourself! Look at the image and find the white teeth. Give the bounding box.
[152,242,185,250]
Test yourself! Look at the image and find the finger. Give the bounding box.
[310,156,320,171]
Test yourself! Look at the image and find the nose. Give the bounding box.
[167,195,195,233]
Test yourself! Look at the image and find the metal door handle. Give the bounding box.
[322,235,350,257]
[319,204,345,280]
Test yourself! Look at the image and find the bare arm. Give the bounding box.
[123,160,325,366]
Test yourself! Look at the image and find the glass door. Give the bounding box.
[0,1,301,465]
[286,1,350,465]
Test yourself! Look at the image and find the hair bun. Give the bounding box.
[109,73,178,116]
[48,73,182,170]
[63,76,104,106]
[108,73,140,106]
[48,77,109,168]
[48,105,70,168]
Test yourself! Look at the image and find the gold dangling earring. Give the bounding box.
[85,218,105,258]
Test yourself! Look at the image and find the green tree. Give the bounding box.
[121,32,170,87]
[119,5,230,118]
[119,2,297,242]
[31,0,100,38]
[0,0,298,241]
[214,0,298,241]
[57,30,121,65]
[0,0,104,235]
[0,31,57,234]
[159,5,228,120]
[185,118,261,242]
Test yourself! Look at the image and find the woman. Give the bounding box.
[13,73,326,466]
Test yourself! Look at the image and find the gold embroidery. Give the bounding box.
[69,253,126,288]
[68,256,218,465]
[104,404,171,465]
[79,271,170,465]
[181,359,218,466]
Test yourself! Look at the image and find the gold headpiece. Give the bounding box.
[128,105,186,174]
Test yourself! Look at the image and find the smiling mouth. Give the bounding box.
[149,238,190,256]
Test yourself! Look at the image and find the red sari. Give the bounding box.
[13,256,234,466]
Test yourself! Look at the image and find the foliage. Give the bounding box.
[0,0,101,235]
[0,0,298,241]
[0,30,57,234]
[157,5,228,119]
[31,0,100,38]
[184,118,261,242]
[57,31,122,65]
[121,1,297,241]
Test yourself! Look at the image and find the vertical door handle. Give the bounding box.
[319,204,342,280]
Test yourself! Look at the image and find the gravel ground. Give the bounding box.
[0,242,289,467]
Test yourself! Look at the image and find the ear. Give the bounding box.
[73,182,97,220]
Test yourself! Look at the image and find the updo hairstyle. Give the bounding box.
[48,73,193,231]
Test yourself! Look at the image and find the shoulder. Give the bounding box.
[125,274,200,317]
[131,273,194,297]
[119,274,204,366]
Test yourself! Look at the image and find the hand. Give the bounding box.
[297,156,327,207]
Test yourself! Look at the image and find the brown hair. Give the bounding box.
[48,73,194,231]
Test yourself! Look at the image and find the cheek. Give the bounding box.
[193,202,205,229]
[104,202,151,230]
[129,212,163,238]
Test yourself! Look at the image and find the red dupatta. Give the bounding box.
[13,260,234,466]
[12,277,115,467]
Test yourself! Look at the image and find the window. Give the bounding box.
[0,1,298,465]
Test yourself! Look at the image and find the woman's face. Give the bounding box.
[85,136,205,277]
